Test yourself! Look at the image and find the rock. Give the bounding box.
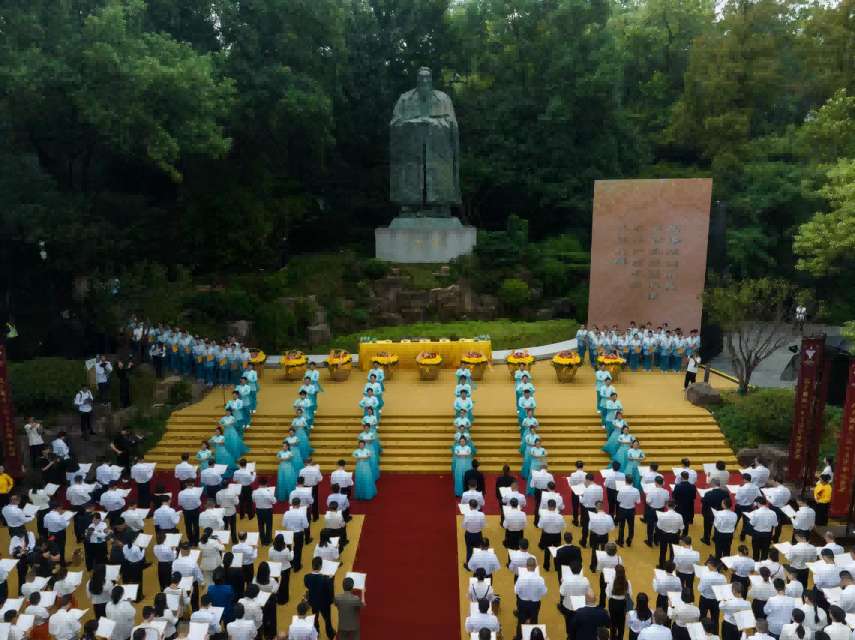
[401,307,426,323]
[307,323,331,346]
[377,312,404,326]
[685,382,722,407]
[228,320,252,339]
[535,308,554,321]
[737,445,790,480]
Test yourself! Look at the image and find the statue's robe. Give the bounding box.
[390,89,461,207]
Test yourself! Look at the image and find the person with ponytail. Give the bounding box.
[780,607,812,640]
[823,606,850,640]
[627,592,653,640]
[606,564,632,640]
[699,557,728,634]
[87,564,113,619]
[199,527,225,584]
[253,561,278,639]
[720,582,751,640]
[153,593,178,640]
[749,566,776,619]
[670,588,700,640]
[800,592,828,634]
[105,586,136,640]
[268,533,293,605]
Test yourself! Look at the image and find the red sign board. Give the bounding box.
[831,359,855,517]
[0,344,23,477]
[787,337,825,482]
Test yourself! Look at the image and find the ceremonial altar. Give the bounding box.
[358,339,492,370]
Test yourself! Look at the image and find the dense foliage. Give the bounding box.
[3,0,855,355]
[8,358,87,415]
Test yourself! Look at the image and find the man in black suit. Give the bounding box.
[553,532,582,587]
[700,478,731,545]
[672,471,697,537]
[463,459,486,495]
[304,556,336,639]
[569,590,610,640]
[495,465,515,526]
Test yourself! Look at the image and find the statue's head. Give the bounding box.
[416,67,432,98]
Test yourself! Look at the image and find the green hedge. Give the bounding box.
[712,388,841,456]
[8,358,87,416]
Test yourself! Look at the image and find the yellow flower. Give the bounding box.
[507,350,535,365]
[281,350,308,366]
[597,354,626,365]
[552,350,581,366]
[371,351,399,366]
[249,350,266,364]
[461,351,488,365]
[416,351,442,366]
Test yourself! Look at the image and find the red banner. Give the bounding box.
[0,344,23,477]
[831,358,855,517]
[787,337,825,482]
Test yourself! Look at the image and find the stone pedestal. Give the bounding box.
[375,217,476,263]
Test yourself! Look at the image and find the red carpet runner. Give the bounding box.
[350,473,460,639]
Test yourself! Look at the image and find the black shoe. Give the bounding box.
[626,540,633,547]
[616,541,624,547]
[700,539,711,545]
[644,540,653,547]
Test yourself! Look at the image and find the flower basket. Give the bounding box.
[371,352,399,380]
[506,350,535,379]
[552,350,581,383]
[280,350,308,381]
[461,351,489,381]
[416,351,442,381]
[326,349,352,382]
[249,349,267,379]
[597,354,626,382]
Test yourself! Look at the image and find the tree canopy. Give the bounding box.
[2,0,855,354]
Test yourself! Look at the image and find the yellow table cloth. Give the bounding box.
[358,340,492,370]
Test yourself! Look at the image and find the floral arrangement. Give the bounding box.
[249,349,267,365]
[371,351,399,366]
[281,350,308,366]
[327,349,352,366]
[507,350,535,365]
[416,351,442,366]
[552,350,581,366]
[461,351,488,365]
[597,354,626,365]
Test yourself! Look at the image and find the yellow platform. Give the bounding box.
[147,365,738,473]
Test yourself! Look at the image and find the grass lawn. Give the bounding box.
[317,318,579,352]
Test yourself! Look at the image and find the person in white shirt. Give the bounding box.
[652,560,682,610]
[467,538,500,576]
[298,459,323,522]
[508,538,536,579]
[461,480,486,510]
[24,591,51,626]
[824,606,851,640]
[233,531,258,585]
[729,544,756,594]
[23,417,45,466]
[190,595,222,636]
[233,458,257,520]
[698,557,728,633]
[152,531,177,591]
[791,498,816,541]
[734,473,762,541]
[327,484,351,525]
[199,504,225,531]
[172,542,206,610]
[615,481,641,547]
[227,603,258,640]
[638,608,674,640]
[2,494,34,530]
[44,502,72,566]
[74,384,95,438]
[654,500,683,569]
[786,532,818,588]
[603,461,626,517]
[764,579,796,636]
[324,502,347,549]
[153,497,181,533]
[48,595,82,640]
[822,531,845,556]
[330,460,354,519]
[130,455,155,509]
[514,557,547,640]
[282,498,310,572]
[749,497,778,561]
[558,561,591,636]
[502,497,527,554]
[464,598,500,633]
[99,482,127,526]
[216,485,239,544]
[200,459,223,502]
[801,591,829,633]
[538,498,566,571]
[469,567,497,603]
[252,477,276,545]
[568,460,587,526]
[838,571,855,613]
[763,478,792,543]
[673,536,700,598]
[587,501,616,572]
[198,529,225,584]
[177,480,203,545]
[813,549,842,591]
[238,584,265,630]
[269,535,294,605]
[712,498,738,559]
[780,608,811,640]
[644,476,670,547]
[52,432,71,460]
[287,602,318,640]
[174,453,198,483]
[313,530,340,562]
[462,499,486,563]
[749,459,771,488]
[580,474,604,547]
[106,585,138,640]
[670,588,701,634]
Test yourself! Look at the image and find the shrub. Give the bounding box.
[498,278,531,308]
[168,379,192,405]
[363,259,390,280]
[712,388,842,453]
[8,358,87,416]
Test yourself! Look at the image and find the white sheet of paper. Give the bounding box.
[641,483,657,495]
[703,463,717,474]
[693,564,711,577]
[68,609,88,620]
[22,504,39,518]
[245,532,259,546]
[748,575,766,587]
[227,482,242,495]
[727,484,741,494]
[44,483,60,496]
[720,555,738,569]
[548,546,559,558]
[210,607,224,625]
[653,569,668,581]
[266,561,281,577]
[668,591,683,608]
[126,508,150,519]
[212,530,231,544]
[774,542,794,555]
[117,488,132,498]
[0,560,17,572]
[697,488,711,497]
[291,615,316,626]
[24,576,49,592]
[321,560,340,576]
[824,587,842,604]
[36,591,56,608]
[570,483,585,497]
[187,549,201,564]
[179,576,194,595]
[782,505,797,519]
[274,530,295,545]
[519,566,541,578]
[0,600,22,616]
[231,553,243,567]
[468,576,491,587]
[615,479,628,490]
[187,622,208,640]
[712,584,734,601]
[602,567,615,584]
[687,622,707,640]
[96,618,116,639]
[164,533,182,547]
[346,572,367,590]
[499,486,511,498]
[458,503,475,515]
[105,564,121,581]
[734,609,757,630]
[166,594,180,611]
[254,590,271,606]
[14,615,34,634]
[212,464,227,475]
[121,584,139,601]
[569,595,586,611]
[135,533,153,548]
[109,465,123,480]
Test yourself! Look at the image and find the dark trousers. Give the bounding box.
[645,507,662,544]
[158,560,172,590]
[239,486,254,519]
[242,563,255,587]
[311,603,335,639]
[560,604,576,640]
[533,488,543,526]
[571,493,580,524]
[815,502,829,526]
[751,531,772,561]
[606,488,618,517]
[184,508,200,545]
[771,507,789,543]
[735,505,752,540]
[699,596,720,634]
[503,529,522,552]
[722,621,740,640]
[714,530,733,559]
[539,532,560,571]
[225,514,238,544]
[515,598,541,640]
[191,581,200,611]
[278,568,290,604]
[658,530,678,568]
[311,485,320,521]
[677,571,694,600]
[465,531,483,563]
[257,508,273,545]
[702,509,714,543]
[292,531,304,571]
[684,371,697,389]
[80,411,94,435]
[52,529,67,566]
[72,508,88,543]
[617,507,635,545]
[589,533,608,571]
[580,506,594,546]
[136,481,151,509]
[29,444,44,467]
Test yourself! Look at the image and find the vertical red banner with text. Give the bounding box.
[831,359,855,517]
[0,344,23,477]
[787,337,825,482]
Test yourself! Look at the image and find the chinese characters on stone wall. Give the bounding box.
[611,223,682,300]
